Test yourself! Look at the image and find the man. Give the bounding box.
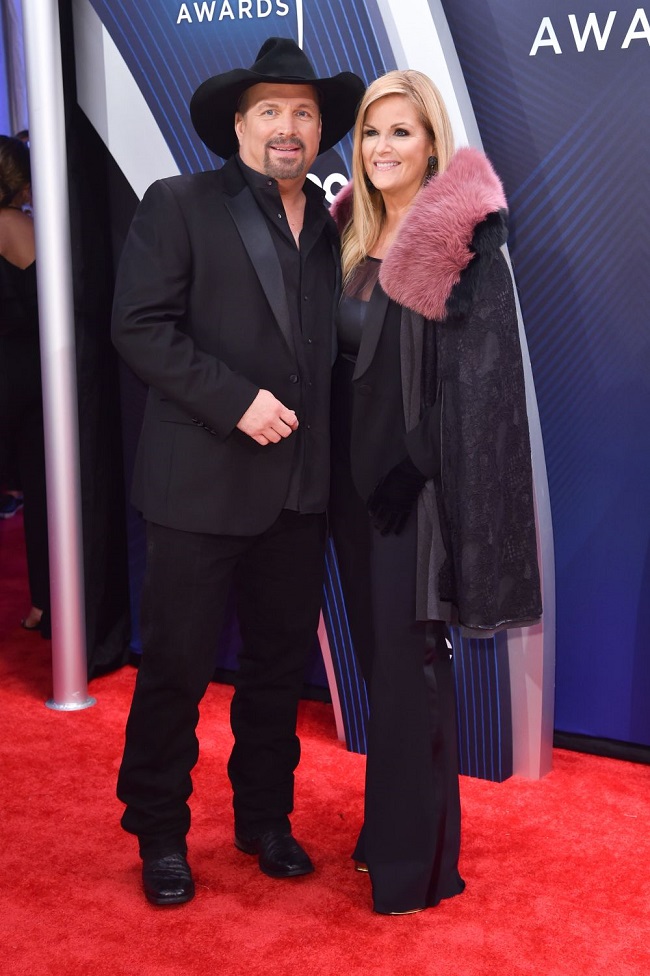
[112,37,364,906]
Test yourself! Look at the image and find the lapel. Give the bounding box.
[224,179,294,353]
[353,284,390,380]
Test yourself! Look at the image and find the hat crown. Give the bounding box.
[190,35,365,159]
[251,37,317,83]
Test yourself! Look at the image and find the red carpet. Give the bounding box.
[1,513,650,976]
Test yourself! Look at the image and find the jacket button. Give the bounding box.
[289,374,299,384]
[357,384,372,396]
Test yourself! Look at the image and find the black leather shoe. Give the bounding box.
[235,829,314,878]
[142,852,195,905]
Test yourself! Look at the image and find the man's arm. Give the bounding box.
[112,179,263,440]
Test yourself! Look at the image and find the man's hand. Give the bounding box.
[236,389,299,446]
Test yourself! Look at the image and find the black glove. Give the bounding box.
[367,456,427,536]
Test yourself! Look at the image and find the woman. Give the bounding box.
[329,72,541,915]
[0,135,49,634]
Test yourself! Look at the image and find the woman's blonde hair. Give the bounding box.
[341,70,455,284]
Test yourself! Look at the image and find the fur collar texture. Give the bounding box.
[331,147,508,321]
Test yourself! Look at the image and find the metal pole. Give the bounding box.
[21,0,94,711]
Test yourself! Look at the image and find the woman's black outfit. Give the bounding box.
[0,255,50,628]
[330,259,464,914]
[329,149,542,914]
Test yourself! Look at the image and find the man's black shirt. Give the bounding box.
[236,155,338,514]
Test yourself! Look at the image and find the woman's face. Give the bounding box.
[361,93,435,204]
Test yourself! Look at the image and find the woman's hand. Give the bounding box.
[367,455,427,535]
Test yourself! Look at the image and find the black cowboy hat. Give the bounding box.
[190,36,365,159]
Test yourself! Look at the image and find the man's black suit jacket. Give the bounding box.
[112,157,339,536]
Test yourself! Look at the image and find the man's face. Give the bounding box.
[235,83,322,186]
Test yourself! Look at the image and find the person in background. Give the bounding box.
[111,38,364,907]
[0,135,50,634]
[328,70,542,915]
[0,131,31,522]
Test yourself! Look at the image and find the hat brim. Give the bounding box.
[190,69,365,159]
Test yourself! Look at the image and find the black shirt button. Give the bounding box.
[289,374,299,384]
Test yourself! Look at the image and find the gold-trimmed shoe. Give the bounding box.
[386,907,425,916]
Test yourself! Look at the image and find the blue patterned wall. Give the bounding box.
[87,0,650,748]
[440,0,650,744]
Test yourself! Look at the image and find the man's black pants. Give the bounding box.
[117,510,327,859]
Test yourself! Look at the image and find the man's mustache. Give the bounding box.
[265,137,305,150]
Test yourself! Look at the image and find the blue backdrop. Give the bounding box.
[440,0,650,745]
[87,0,650,747]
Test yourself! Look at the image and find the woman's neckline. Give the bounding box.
[0,253,36,271]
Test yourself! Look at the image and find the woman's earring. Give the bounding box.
[423,154,438,186]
